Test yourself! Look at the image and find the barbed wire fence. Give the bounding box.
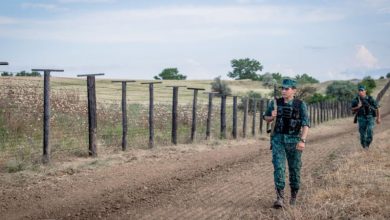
[1,73,389,168]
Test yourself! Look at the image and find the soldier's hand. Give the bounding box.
[376,118,381,124]
[271,110,277,118]
[296,141,305,151]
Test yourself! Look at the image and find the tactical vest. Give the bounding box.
[355,96,377,117]
[275,98,303,135]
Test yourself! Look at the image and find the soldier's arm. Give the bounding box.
[263,100,276,122]
[351,99,361,112]
[376,108,381,124]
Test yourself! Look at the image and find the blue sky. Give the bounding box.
[0,0,390,81]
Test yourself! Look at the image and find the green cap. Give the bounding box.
[281,78,297,88]
[358,85,366,91]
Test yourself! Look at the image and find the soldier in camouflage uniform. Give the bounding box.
[351,85,381,149]
[263,78,310,208]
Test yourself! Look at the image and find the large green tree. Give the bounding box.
[386,72,390,79]
[154,68,186,80]
[227,58,263,80]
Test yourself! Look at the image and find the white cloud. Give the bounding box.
[58,0,115,3]
[20,3,67,12]
[355,45,378,68]
[0,5,344,43]
[0,16,18,25]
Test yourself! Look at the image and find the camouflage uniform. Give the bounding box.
[265,98,310,191]
[351,95,379,148]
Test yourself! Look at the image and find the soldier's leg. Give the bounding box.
[358,117,368,147]
[366,117,375,147]
[272,139,286,190]
[286,143,302,190]
[286,143,302,205]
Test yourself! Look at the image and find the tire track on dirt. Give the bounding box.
[2,92,389,220]
[108,93,390,219]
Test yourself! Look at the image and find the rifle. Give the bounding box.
[268,84,278,150]
[353,97,361,124]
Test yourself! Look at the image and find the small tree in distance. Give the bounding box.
[227,58,263,80]
[154,68,186,80]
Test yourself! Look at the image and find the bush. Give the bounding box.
[211,76,232,97]
[239,91,263,113]
[360,76,376,95]
[326,81,356,101]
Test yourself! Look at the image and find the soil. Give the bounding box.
[1,92,389,220]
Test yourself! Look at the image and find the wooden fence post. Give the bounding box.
[317,102,321,125]
[77,73,104,156]
[204,92,218,140]
[220,95,227,139]
[232,96,238,139]
[166,86,186,145]
[243,97,248,138]
[32,69,64,163]
[141,82,162,148]
[252,99,257,136]
[259,99,264,134]
[112,80,136,151]
[188,88,205,142]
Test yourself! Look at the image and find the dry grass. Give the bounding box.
[307,136,389,219]
[276,130,390,219]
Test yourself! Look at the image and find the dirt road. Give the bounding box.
[1,92,389,220]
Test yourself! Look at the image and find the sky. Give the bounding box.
[0,0,390,82]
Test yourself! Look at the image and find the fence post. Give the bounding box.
[32,69,64,164]
[232,96,238,139]
[188,88,205,142]
[243,97,248,138]
[317,102,321,125]
[112,80,136,151]
[220,95,227,139]
[167,86,186,145]
[205,92,218,140]
[259,99,264,134]
[141,82,162,148]
[252,99,257,136]
[77,73,104,156]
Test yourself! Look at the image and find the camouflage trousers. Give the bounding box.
[271,139,302,190]
[357,115,375,147]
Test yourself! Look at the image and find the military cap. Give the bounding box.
[281,78,297,88]
[358,85,366,91]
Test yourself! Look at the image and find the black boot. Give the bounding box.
[290,189,298,206]
[273,188,285,209]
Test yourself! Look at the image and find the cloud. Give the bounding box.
[58,0,115,3]
[355,45,378,68]
[0,5,345,43]
[20,3,67,12]
[0,16,18,25]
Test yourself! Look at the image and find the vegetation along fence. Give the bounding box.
[0,69,389,168]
